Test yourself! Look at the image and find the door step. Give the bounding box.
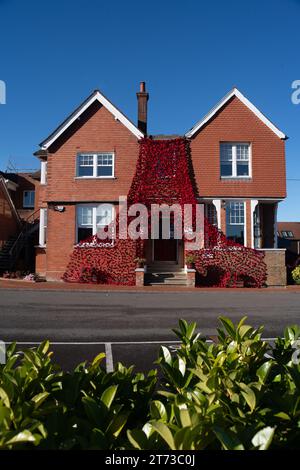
[145,272,187,286]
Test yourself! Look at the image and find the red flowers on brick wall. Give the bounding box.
[63,138,267,287]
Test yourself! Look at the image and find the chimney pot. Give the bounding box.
[140,81,146,92]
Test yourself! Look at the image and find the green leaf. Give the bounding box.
[251,427,275,450]
[82,396,106,425]
[179,408,192,427]
[107,412,130,437]
[31,392,50,409]
[213,426,245,450]
[160,346,172,365]
[150,400,167,421]
[92,352,106,367]
[37,340,50,355]
[6,430,36,445]
[100,385,118,409]
[151,421,176,450]
[0,387,10,408]
[127,429,148,450]
[219,317,236,338]
[256,361,273,384]
[239,383,256,412]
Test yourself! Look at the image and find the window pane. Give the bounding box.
[78,206,93,226]
[227,202,244,225]
[237,161,249,176]
[96,204,113,226]
[220,144,233,161]
[78,227,93,242]
[221,163,232,177]
[78,155,94,177]
[97,165,113,177]
[23,191,35,207]
[78,166,93,177]
[236,144,249,161]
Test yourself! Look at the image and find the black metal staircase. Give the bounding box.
[0,209,40,273]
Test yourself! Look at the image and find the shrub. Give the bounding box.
[291,266,300,285]
[1,318,300,449]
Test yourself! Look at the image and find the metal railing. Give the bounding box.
[8,208,40,270]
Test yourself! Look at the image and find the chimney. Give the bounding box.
[136,81,149,135]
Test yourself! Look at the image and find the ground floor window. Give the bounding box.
[226,201,245,245]
[76,204,114,242]
[205,203,218,226]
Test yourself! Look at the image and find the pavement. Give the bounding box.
[0,283,300,372]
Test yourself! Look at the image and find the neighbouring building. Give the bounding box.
[0,171,40,273]
[278,222,300,256]
[33,83,287,286]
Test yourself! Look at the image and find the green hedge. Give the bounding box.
[1,317,300,450]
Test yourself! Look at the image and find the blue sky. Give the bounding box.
[0,0,299,221]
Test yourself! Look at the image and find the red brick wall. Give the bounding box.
[35,247,46,276]
[0,184,19,249]
[190,96,286,198]
[46,204,75,280]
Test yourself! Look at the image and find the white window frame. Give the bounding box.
[23,190,35,208]
[39,208,47,246]
[76,153,115,179]
[76,203,115,242]
[220,142,252,179]
[41,161,47,185]
[226,200,247,246]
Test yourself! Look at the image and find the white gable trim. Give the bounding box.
[185,88,286,140]
[40,90,144,149]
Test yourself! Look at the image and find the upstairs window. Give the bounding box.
[77,153,114,178]
[220,143,250,178]
[23,190,35,208]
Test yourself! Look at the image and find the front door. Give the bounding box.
[153,217,178,262]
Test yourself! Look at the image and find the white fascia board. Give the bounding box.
[41,91,144,150]
[185,88,286,140]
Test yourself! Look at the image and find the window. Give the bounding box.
[39,208,47,246]
[76,204,114,242]
[77,153,114,178]
[281,231,288,238]
[205,203,217,226]
[226,201,245,245]
[287,231,294,238]
[23,190,35,208]
[220,143,250,178]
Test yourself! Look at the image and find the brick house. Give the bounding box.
[34,83,287,285]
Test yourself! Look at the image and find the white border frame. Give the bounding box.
[40,90,144,149]
[220,142,252,179]
[76,153,115,179]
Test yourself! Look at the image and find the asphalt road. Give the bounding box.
[0,288,299,371]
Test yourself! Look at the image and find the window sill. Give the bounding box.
[220,176,252,181]
[35,245,46,249]
[74,177,117,180]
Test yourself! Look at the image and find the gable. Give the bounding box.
[40,89,144,150]
[185,88,286,140]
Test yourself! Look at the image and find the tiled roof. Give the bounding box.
[278,222,300,240]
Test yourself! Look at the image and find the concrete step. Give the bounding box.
[148,266,184,273]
